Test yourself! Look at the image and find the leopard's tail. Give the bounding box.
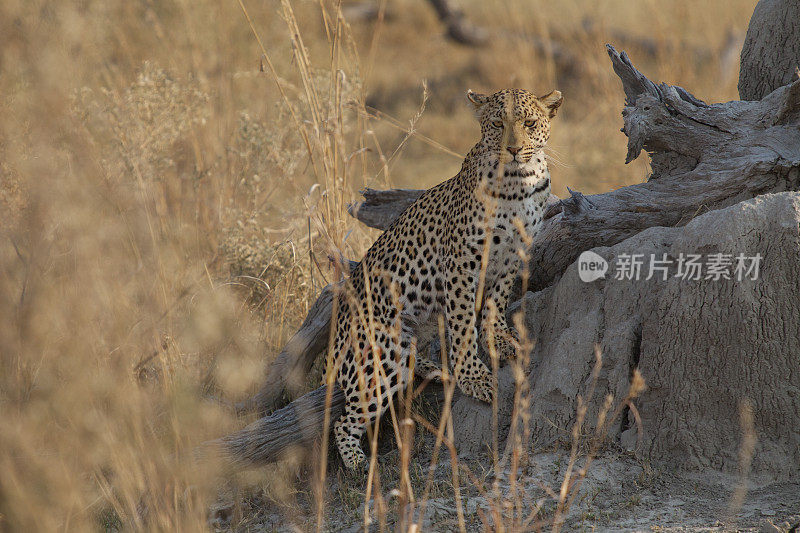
[204,358,442,466]
[412,357,444,382]
[202,385,345,466]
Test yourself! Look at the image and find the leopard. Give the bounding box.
[325,88,563,470]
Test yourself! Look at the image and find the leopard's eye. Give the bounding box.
[491,120,503,129]
[524,119,537,128]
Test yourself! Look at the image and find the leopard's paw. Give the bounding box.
[485,327,519,360]
[458,373,495,404]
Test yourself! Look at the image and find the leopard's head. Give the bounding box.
[467,88,562,167]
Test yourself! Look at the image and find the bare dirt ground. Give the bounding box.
[210,426,800,532]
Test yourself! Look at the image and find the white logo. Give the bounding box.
[578,250,608,282]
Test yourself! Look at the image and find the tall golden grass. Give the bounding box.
[0,0,754,530]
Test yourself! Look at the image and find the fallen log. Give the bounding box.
[347,188,425,232]
[532,45,799,291]
[221,44,800,465]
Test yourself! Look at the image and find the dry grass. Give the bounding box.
[0,0,755,530]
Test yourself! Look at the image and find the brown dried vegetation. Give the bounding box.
[0,0,753,530]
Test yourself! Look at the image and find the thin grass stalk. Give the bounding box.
[354,105,462,159]
[727,398,756,523]
[316,275,343,532]
[235,0,318,181]
[446,407,468,533]
[414,317,454,529]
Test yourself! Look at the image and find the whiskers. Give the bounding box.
[544,144,573,169]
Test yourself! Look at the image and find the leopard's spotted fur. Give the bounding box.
[326,88,563,470]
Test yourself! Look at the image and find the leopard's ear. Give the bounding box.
[539,90,563,118]
[466,89,490,113]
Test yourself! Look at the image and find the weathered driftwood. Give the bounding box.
[347,188,425,232]
[739,0,800,101]
[220,44,800,466]
[524,44,800,291]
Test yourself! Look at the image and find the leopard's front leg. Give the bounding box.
[445,254,495,403]
[480,266,520,360]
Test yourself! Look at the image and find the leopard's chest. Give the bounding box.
[480,169,549,279]
[491,174,549,239]
[491,194,544,251]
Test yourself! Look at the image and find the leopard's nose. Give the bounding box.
[507,146,520,155]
